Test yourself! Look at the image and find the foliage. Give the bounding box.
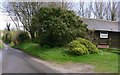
[2,32,11,44]
[76,38,99,53]
[68,38,98,55]
[86,29,98,45]
[12,31,30,45]
[69,40,89,55]
[20,42,40,51]
[5,2,73,39]
[0,42,4,49]
[13,42,118,72]
[100,48,120,54]
[32,7,88,47]
[2,30,29,45]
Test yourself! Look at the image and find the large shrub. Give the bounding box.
[12,31,30,45]
[32,7,88,47]
[76,38,99,53]
[2,32,12,44]
[69,40,89,55]
[68,38,98,55]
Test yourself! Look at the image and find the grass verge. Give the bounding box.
[13,42,118,73]
[0,41,4,49]
[100,48,120,54]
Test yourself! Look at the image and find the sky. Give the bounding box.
[0,4,9,30]
[0,9,17,30]
[0,0,22,30]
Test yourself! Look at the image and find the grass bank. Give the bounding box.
[100,48,120,54]
[13,42,118,73]
[0,40,4,49]
[0,44,3,49]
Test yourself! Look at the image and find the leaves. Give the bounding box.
[32,7,88,47]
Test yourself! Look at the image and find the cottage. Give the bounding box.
[81,18,120,48]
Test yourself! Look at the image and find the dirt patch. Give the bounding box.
[31,58,95,73]
[47,62,95,73]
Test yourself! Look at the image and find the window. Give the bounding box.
[100,31,108,38]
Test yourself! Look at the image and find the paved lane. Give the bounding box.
[1,45,59,73]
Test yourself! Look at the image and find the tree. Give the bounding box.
[6,23,11,31]
[92,2,106,19]
[85,2,93,18]
[118,1,120,21]
[78,1,119,21]
[110,2,118,21]
[4,2,73,39]
[2,2,21,30]
[79,2,85,17]
[32,7,88,47]
[3,2,44,39]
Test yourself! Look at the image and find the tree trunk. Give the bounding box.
[30,31,35,39]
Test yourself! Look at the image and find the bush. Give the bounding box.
[76,38,99,53]
[32,7,88,47]
[12,31,30,45]
[69,40,89,55]
[2,32,12,44]
[68,38,98,55]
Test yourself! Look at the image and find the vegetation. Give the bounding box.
[68,38,98,55]
[13,42,118,72]
[11,31,30,45]
[100,48,120,54]
[2,6,118,73]
[77,38,99,53]
[2,30,30,45]
[68,40,89,55]
[0,35,2,39]
[0,40,4,49]
[2,32,12,44]
[0,43,3,49]
[32,7,88,47]
[0,44,3,49]
[4,2,73,38]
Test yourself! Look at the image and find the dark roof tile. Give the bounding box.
[80,17,119,32]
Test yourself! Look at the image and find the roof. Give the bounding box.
[80,17,120,32]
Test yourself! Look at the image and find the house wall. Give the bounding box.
[94,31,120,48]
[109,32,120,48]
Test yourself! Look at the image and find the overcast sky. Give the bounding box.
[0,10,17,30]
[0,0,23,30]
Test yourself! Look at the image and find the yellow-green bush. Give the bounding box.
[69,40,89,55]
[76,38,98,53]
[68,38,98,55]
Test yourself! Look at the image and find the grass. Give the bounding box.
[0,36,3,49]
[0,44,3,49]
[0,42,4,49]
[100,48,120,54]
[13,42,118,73]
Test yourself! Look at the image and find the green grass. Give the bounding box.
[100,48,120,54]
[13,42,118,73]
[0,36,4,49]
[0,42,4,49]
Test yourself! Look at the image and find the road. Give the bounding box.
[1,44,60,73]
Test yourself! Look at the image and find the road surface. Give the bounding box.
[1,44,60,73]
